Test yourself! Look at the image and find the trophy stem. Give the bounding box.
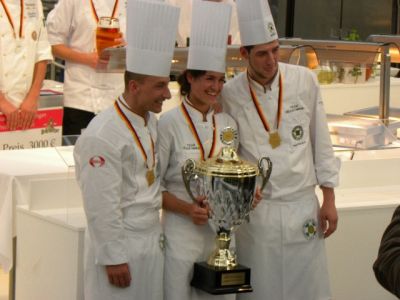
[207,232,237,269]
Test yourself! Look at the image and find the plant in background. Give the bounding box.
[348,65,362,83]
[344,29,360,41]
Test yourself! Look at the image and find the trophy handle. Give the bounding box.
[181,159,198,203]
[258,157,272,191]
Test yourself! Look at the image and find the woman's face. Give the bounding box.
[187,71,225,108]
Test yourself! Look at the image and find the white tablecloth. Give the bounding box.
[0,147,73,272]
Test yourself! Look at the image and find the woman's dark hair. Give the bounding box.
[177,69,207,96]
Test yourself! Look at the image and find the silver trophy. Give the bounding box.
[182,127,272,294]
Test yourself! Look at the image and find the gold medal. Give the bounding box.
[146,169,155,186]
[31,30,37,41]
[269,132,281,149]
[248,73,284,150]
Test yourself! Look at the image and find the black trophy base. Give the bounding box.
[190,262,252,295]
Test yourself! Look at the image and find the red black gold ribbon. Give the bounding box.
[90,0,119,23]
[248,72,283,134]
[114,100,155,170]
[180,102,217,161]
[0,0,24,38]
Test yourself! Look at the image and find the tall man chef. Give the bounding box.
[220,0,340,299]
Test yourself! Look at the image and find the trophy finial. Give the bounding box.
[220,127,238,146]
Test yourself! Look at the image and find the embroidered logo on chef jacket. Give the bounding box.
[89,156,106,168]
[31,30,37,41]
[292,125,304,141]
[25,0,37,19]
[303,219,317,240]
[267,22,276,37]
[183,143,199,151]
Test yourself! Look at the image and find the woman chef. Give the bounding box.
[157,1,236,299]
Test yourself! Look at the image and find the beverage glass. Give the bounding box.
[96,17,122,54]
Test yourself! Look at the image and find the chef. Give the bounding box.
[157,1,237,299]
[0,0,52,130]
[168,0,240,47]
[73,1,180,299]
[220,0,340,299]
[46,0,126,135]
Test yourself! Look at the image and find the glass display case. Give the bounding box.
[97,38,400,150]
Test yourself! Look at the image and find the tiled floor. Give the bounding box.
[0,268,8,300]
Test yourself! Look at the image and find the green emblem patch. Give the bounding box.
[303,219,317,240]
[292,125,304,141]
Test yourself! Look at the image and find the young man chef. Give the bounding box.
[73,1,180,299]
[220,0,340,299]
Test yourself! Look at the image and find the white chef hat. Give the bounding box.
[236,0,278,46]
[187,0,232,73]
[126,0,180,76]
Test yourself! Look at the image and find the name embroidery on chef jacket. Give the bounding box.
[303,219,318,240]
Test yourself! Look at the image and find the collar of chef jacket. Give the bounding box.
[247,68,281,94]
[183,97,215,122]
[118,95,149,128]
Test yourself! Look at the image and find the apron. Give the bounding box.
[236,187,331,300]
[84,192,164,300]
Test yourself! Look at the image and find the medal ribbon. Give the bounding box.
[0,0,24,38]
[90,0,119,23]
[248,72,283,134]
[180,102,217,161]
[114,100,155,170]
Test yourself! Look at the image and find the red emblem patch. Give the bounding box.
[89,156,105,167]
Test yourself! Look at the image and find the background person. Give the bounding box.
[46,0,126,135]
[373,205,400,298]
[0,0,52,131]
[157,1,236,299]
[73,1,180,299]
[220,0,340,299]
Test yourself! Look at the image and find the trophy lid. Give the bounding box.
[194,127,259,178]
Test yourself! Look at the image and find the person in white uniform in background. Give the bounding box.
[73,1,180,299]
[168,0,240,47]
[0,0,52,131]
[46,0,126,135]
[158,1,237,299]
[220,0,340,299]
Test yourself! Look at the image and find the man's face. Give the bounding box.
[240,40,280,84]
[134,76,171,114]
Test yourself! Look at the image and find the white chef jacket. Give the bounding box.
[74,96,163,300]
[0,0,52,107]
[221,63,340,300]
[167,0,240,47]
[158,100,237,300]
[46,0,126,114]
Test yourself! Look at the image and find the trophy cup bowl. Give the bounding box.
[182,127,272,295]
